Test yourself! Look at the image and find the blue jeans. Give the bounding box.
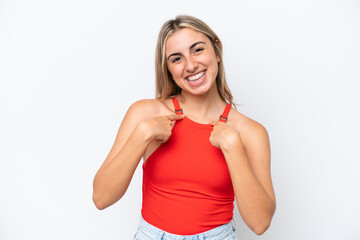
[134,215,238,240]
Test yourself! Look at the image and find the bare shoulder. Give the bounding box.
[126,98,174,121]
[227,108,270,149]
[102,98,174,165]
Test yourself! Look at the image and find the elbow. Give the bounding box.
[249,212,274,235]
[252,221,271,235]
[92,175,128,210]
[93,181,107,210]
[92,193,107,210]
[252,201,276,235]
[92,187,125,210]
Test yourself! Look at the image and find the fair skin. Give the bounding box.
[93,28,276,235]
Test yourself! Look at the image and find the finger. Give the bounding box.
[156,136,168,142]
[167,114,185,121]
[209,120,218,126]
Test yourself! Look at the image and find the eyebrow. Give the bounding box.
[167,41,206,60]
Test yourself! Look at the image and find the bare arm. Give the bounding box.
[210,121,276,235]
[92,100,183,210]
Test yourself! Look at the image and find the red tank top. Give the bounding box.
[141,97,234,235]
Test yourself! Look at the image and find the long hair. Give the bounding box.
[155,15,236,108]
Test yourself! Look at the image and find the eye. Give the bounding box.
[194,48,204,54]
[171,56,181,63]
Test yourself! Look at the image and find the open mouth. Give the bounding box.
[186,70,206,85]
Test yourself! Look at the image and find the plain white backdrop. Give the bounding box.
[1,0,359,239]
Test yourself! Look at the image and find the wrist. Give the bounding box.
[134,120,154,143]
[221,132,243,152]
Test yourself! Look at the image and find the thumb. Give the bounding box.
[209,120,218,126]
[168,114,185,121]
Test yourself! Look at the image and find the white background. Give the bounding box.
[1,0,359,239]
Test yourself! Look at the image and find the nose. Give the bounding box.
[185,57,198,73]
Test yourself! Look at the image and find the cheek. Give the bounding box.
[201,54,218,67]
[206,57,219,74]
[168,65,183,78]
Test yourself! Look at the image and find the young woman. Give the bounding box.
[93,15,276,240]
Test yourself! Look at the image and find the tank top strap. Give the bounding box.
[219,104,231,123]
[171,97,183,115]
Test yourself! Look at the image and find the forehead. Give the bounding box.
[165,28,209,55]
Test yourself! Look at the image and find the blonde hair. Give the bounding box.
[155,15,236,108]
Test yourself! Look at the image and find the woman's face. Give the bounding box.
[165,28,220,96]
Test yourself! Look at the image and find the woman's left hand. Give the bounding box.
[209,121,243,150]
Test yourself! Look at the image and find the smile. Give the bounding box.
[186,70,206,86]
[186,70,206,82]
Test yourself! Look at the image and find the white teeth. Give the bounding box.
[187,71,205,81]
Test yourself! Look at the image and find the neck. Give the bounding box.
[178,86,226,121]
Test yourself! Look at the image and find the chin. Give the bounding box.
[186,86,212,96]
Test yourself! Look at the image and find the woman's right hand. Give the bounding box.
[139,114,184,142]
[93,100,184,210]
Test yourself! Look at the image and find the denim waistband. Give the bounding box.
[134,215,237,240]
